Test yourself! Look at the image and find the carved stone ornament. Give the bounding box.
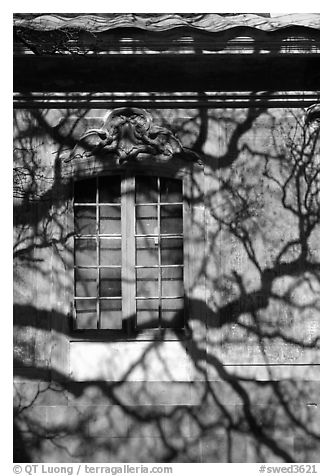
[65,108,191,164]
[305,103,320,126]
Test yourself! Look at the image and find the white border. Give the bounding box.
[4,3,327,474]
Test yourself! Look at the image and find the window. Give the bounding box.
[73,173,186,333]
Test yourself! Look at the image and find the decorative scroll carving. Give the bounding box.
[305,104,320,126]
[65,108,192,164]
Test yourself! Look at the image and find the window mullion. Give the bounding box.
[157,176,162,330]
[121,175,136,333]
[96,176,100,329]
[183,175,190,325]
[72,179,77,329]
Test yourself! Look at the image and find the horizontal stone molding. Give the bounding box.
[13,91,320,109]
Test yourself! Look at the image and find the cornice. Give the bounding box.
[13,91,320,110]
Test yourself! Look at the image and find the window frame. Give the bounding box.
[69,162,195,341]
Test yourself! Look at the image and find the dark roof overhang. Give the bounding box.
[13,13,320,103]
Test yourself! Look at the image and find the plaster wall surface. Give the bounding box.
[13,106,319,462]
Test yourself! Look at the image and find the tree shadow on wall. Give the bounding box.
[13,102,319,462]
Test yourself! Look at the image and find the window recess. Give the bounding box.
[73,174,186,335]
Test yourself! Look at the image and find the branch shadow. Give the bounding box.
[13,100,319,462]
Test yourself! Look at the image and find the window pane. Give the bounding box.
[136,299,159,329]
[136,237,158,266]
[99,206,121,235]
[100,299,122,329]
[135,176,158,203]
[136,268,159,297]
[161,205,183,234]
[99,176,121,203]
[161,267,183,297]
[160,177,182,202]
[74,206,96,235]
[161,299,184,328]
[161,238,183,265]
[75,268,97,297]
[74,178,96,203]
[100,238,121,266]
[100,268,121,297]
[75,299,97,329]
[75,239,96,266]
[136,205,157,235]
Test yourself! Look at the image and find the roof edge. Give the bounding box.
[13,13,320,33]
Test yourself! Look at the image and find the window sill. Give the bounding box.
[69,327,191,342]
